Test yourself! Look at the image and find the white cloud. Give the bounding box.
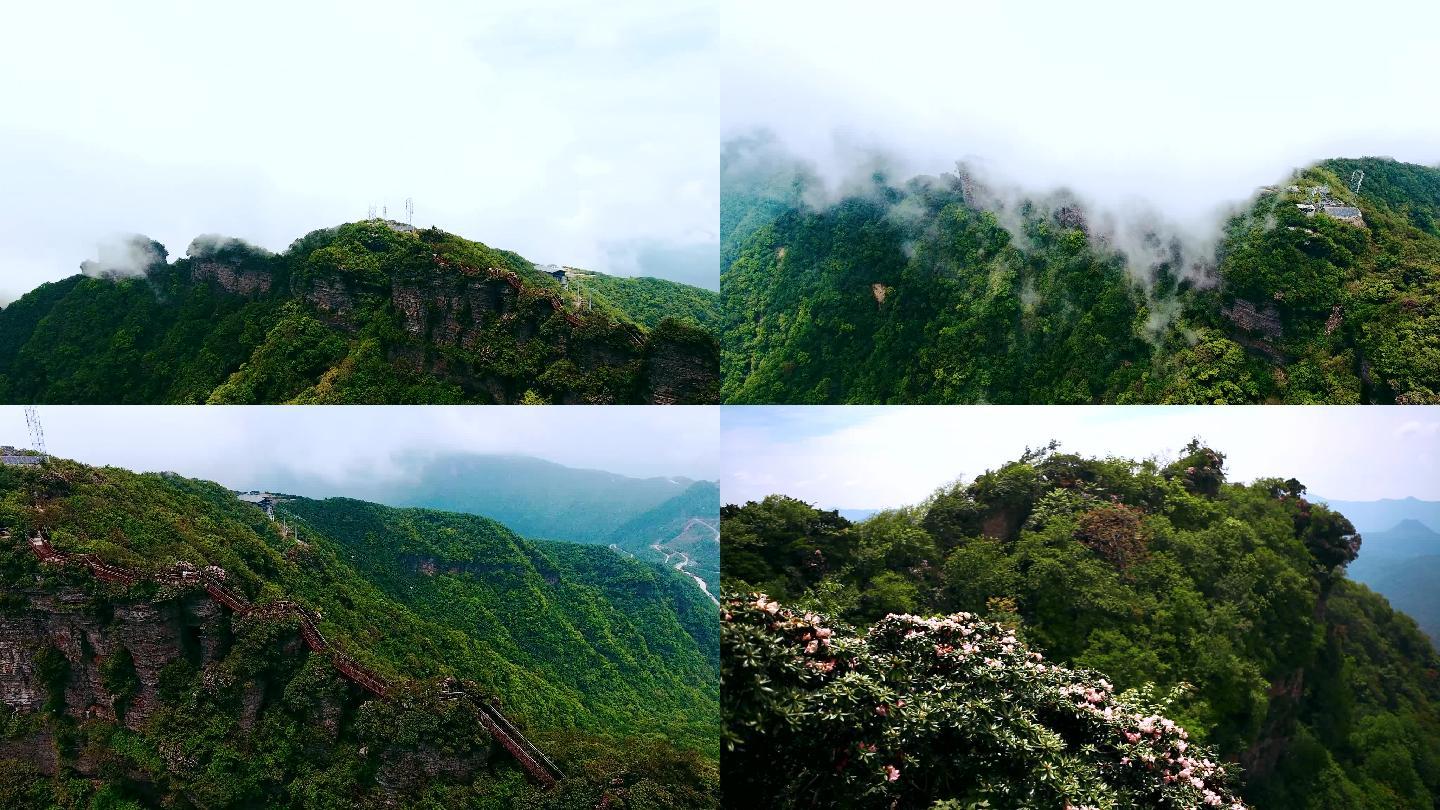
[0,0,717,301]
[723,0,1440,236]
[722,406,1440,508]
[1,405,718,489]
[1397,420,1440,439]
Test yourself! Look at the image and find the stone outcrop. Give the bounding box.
[390,275,512,344]
[190,261,273,297]
[0,586,227,734]
[642,328,720,405]
[304,274,365,319]
[1223,298,1282,339]
[2,530,562,789]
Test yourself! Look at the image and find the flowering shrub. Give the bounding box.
[1164,441,1226,498]
[723,593,1247,809]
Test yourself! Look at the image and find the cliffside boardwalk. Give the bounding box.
[12,529,563,788]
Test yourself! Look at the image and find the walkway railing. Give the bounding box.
[15,529,556,786]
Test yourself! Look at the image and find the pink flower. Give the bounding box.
[805,640,819,654]
[884,765,900,782]
[875,704,888,716]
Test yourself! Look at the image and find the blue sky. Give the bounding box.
[0,0,717,301]
[723,406,1440,508]
[0,406,719,490]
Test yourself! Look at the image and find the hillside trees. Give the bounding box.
[719,443,1440,806]
[721,149,1440,404]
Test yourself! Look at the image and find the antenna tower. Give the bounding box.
[367,204,377,219]
[405,197,414,226]
[24,406,47,461]
[1351,169,1364,194]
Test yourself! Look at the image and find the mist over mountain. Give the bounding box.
[1347,519,1440,642]
[722,138,1440,404]
[722,1,1440,243]
[262,453,713,546]
[1315,496,1440,534]
[0,2,718,303]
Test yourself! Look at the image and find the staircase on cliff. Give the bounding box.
[11,529,564,788]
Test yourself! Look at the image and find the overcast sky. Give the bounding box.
[0,0,717,302]
[0,406,718,490]
[723,0,1440,234]
[723,406,1440,508]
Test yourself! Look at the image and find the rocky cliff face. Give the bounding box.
[302,272,373,322]
[0,581,495,792]
[0,585,225,733]
[391,274,511,344]
[190,261,274,297]
[643,329,721,405]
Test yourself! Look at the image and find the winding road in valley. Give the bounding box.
[650,518,719,605]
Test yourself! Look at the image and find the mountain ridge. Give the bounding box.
[721,149,1440,404]
[258,453,716,548]
[0,220,720,404]
[0,455,719,807]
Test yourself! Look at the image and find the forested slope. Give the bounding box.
[0,221,719,404]
[0,458,718,808]
[721,443,1440,808]
[567,273,719,331]
[721,147,1440,404]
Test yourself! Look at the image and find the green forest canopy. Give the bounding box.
[721,441,1440,808]
[0,220,719,404]
[0,457,719,808]
[721,148,1440,404]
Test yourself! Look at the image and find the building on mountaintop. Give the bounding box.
[1322,205,1364,225]
[0,447,42,466]
[536,264,569,286]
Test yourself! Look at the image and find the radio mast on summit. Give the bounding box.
[24,406,46,462]
[405,197,414,226]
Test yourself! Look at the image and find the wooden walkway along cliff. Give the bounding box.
[13,530,562,787]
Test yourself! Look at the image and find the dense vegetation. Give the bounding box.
[724,596,1246,809]
[0,221,720,404]
[568,273,719,331]
[722,143,1440,404]
[0,458,718,807]
[721,442,1440,808]
[263,454,721,605]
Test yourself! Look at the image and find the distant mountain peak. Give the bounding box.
[1388,518,1439,535]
